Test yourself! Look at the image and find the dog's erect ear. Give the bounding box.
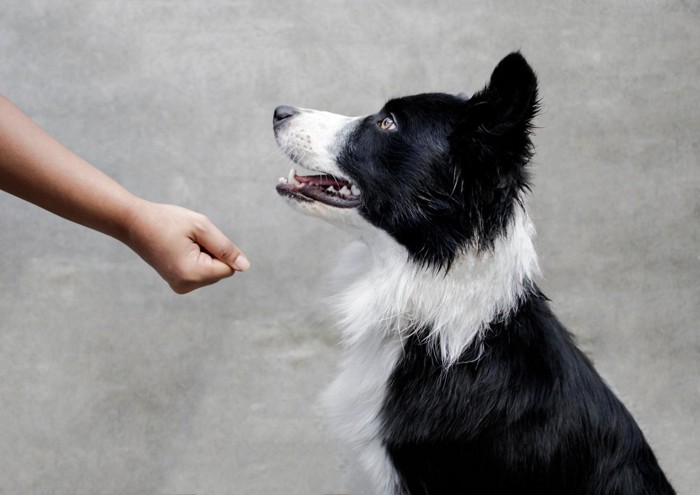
[443,53,538,253]
[451,52,539,172]
[480,51,538,128]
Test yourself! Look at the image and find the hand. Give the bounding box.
[125,200,249,294]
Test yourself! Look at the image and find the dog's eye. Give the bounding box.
[378,116,396,131]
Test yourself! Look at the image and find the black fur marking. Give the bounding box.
[381,289,675,495]
[336,52,539,271]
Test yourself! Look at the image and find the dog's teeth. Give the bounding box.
[326,186,337,193]
[278,177,287,183]
[339,186,350,196]
[351,185,361,196]
[288,168,300,186]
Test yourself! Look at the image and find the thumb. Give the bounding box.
[195,223,250,272]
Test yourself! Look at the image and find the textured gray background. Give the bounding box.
[0,1,698,494]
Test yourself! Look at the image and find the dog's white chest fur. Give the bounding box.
[322,323,403,493]
[321,239,405,493]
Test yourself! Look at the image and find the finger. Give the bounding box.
[194,221,250,272]
[197,254,236,281]
[170,256,235,294]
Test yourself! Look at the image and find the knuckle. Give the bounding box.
[192,214,211,233]
[217,241,239,261]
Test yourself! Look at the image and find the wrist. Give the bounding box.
[111,194,150,248]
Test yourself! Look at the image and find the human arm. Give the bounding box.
[0,94,249,293]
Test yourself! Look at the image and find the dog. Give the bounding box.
[273,52,675,495]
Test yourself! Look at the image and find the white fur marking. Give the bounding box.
[274,108,360,181]
[332,204,539,364]
[322,278,403,493]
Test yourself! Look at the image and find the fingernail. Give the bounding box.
[233,254,250,272]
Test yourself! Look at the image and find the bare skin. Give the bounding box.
[0,94,249,294]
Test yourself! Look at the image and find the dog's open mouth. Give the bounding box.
[276,168,362,208]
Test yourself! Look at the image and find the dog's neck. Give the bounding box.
[331,203,540,364]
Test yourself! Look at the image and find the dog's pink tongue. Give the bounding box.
[296,174,350,187]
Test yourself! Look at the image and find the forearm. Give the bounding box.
[0,94,139,242]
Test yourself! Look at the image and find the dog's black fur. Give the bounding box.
[383,289,674,494]
[275,52,676,494]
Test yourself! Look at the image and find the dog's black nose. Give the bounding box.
[273,105,298,125]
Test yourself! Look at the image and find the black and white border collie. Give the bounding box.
[273,53,675,495]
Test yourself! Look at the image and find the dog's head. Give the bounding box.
[274,52,538,271]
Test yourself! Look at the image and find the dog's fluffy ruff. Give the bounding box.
[329,202,538,364]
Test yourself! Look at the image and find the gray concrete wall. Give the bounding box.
[0,1,697,493]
